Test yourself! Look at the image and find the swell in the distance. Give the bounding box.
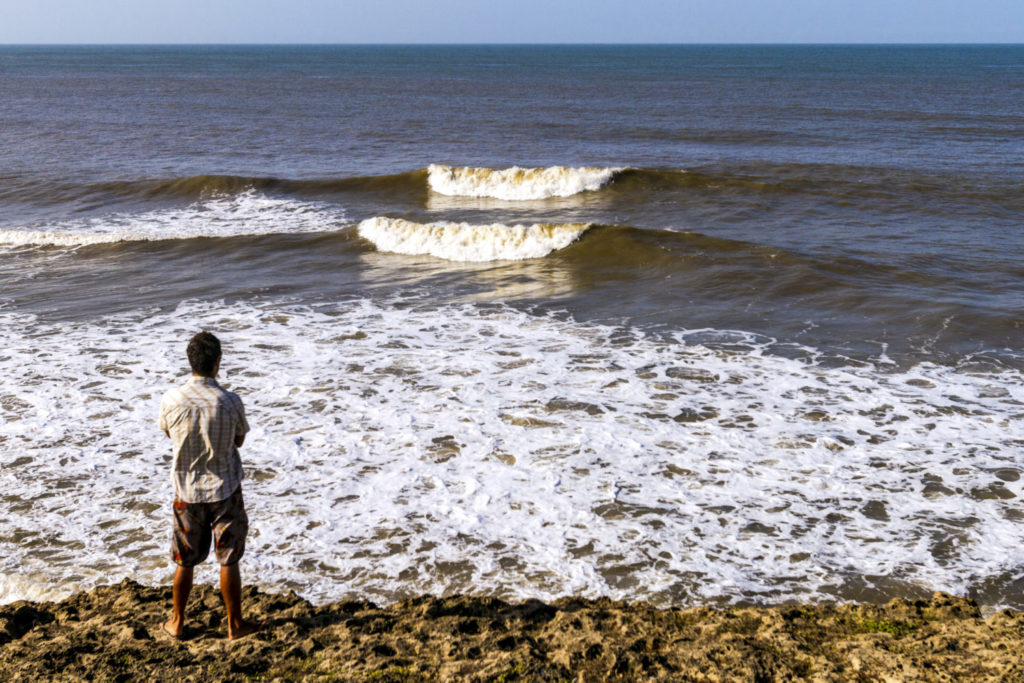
[5,165,1017,214]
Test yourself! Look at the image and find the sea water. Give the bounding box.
[0,45,1021,609]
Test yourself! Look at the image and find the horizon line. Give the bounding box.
[2,41,1023,47]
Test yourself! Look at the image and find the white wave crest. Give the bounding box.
[427,164,620,200]
[0,190,345,248]
[0,572,79,605]
[358,217,590,262]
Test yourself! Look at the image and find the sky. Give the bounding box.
[0,0,1022,44]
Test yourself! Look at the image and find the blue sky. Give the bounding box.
[1,0,1022,44]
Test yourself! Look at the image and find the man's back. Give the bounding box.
[159,376,248,503]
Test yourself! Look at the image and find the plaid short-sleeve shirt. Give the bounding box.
[158,376,250,503]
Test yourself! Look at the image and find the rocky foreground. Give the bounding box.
[1,580,1022,681]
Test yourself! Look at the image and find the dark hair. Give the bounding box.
[187,331,221,376]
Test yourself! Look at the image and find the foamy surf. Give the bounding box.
[0,573,81,606]
[358,217,590,262]
[427,164,621,200]
[0,190,345,248]
[0,298,1021,609]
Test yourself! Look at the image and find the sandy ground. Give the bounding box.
[1,579,1022,681]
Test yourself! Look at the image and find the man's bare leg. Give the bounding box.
[163,565,193,637]
[220,562,260,639]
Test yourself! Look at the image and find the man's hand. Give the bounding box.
[235,433,245,448]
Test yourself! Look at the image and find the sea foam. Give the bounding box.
[427,164,620,200]
[1,298,1021,609]
[0,190,344,248]
[358,217,590,262]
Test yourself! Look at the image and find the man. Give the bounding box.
[158,331,260,639]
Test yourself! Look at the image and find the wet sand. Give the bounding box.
[1,580,1022,681]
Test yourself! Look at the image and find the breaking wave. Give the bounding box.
[4,166,1022,216]
[358,217,591,262]
[0,190,345,248]
[427,164,622,200]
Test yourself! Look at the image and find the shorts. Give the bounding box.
[171,486,248,568]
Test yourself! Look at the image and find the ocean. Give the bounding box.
[0,45,1021,611]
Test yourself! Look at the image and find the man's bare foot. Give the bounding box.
[161,617,184,639]
[228,618,262,640]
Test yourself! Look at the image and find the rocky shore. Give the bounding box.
[1,580,1022,681]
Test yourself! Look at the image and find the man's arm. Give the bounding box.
[233,393,249,449]
[158,393,171,439]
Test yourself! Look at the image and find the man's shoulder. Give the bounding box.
[208,383,245,413]
[163,379,243,409]
[160,385,186,406]
[222,388,244,407]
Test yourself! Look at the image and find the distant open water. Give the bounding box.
[0,45,1022,610]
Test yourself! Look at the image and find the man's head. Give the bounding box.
[187,331,221,377]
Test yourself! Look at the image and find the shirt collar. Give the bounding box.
[188,375,220,387]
